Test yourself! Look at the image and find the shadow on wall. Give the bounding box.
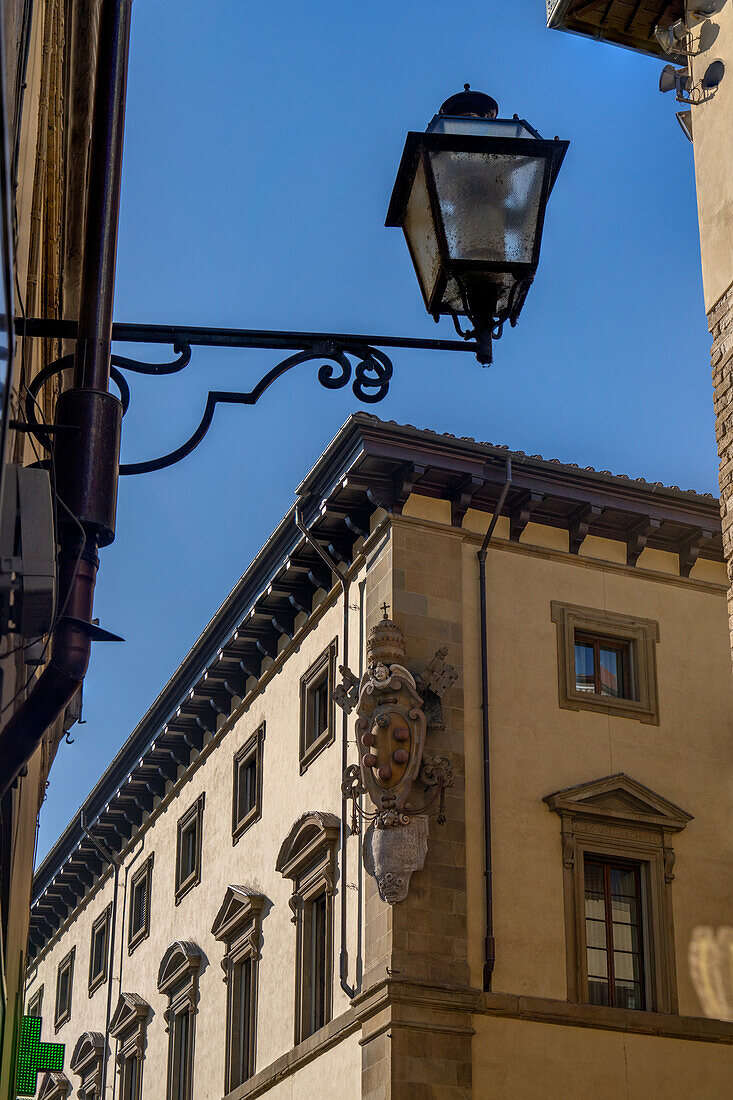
[689,927,733,1019]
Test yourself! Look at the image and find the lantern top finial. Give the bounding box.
[439,84,498,120]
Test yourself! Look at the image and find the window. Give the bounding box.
[232,725,264,843]
[544,773,692,1014]
[299,641,337,772]
[211,886,265,1091]
[69,1031,104,1098]
[54,947,75,1030]
[109,992,150,1100]
[276,811,339,1044]
[157,941,202,1100]
[304,892,328,1036]
[88,906,111,995]
[584,858,645,1009]
[574,635,630,698]
[551,602,660,723]
[175,794,204,904]
[37,1070,72,1099]
[27,984,43,1019]
[128,854,154,953]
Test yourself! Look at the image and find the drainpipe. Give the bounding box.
[0,0,132,800]
[294,500,357,999]
[477,458,512,992]
[81,812,119,1100]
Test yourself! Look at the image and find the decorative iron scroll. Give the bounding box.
[15,317,477,475]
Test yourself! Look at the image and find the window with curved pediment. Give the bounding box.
[276,811,340,1044]
[544,773,692,1014]
[157,941,202,1100]
[212,886,267,1091]
[110,993,150,1100]
[69,1031,105,1099]
[38,1072,71,1100]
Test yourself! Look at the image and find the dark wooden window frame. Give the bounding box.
[551,602,660,724]
[299,640,337,773]
[574,632,632,699]
[54,946,75,1031]
[584,855,646,1009]
[128,853,154,954]
[175,794,205,905]
[232,725,265,844]
[88,904,112,996]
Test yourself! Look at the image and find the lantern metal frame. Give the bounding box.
[386,122,569,364]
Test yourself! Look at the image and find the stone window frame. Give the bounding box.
[544,773,692,1015]
[211,885,267,1092]
[109,992,150,1100]
[27,983,43,1019]
[232,724,265,844]
[157,940,202,1100]
[299,641,337,773]
[276,811,340,1044]
[175,793,205,905]
[54,946,75,1031]
[69,1031,105,1099]
[128,853,154,954]
[88,904,112,996]
[551,601,660,724]
[38,1071,71,1099]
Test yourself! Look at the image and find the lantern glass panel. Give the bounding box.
[428,150,546,265]
[403,155,441,305]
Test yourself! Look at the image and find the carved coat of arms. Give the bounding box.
[335,605,456,903]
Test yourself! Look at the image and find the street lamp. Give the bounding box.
[386,85,569,365]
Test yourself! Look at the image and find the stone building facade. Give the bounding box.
[0,2,102,1092]
[24,415,733,1098]
[546,1,733,657]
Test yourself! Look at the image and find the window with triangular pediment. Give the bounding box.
[545,773,692,1014]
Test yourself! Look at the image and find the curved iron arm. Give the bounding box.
[15,317,478,475]
[118,343,392,475]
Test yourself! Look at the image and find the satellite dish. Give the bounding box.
[701,59,725,89]
[689,0,726,21]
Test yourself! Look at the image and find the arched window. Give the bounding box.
[157,941,203,1100]
[109,992,150,1100]
[212,886,267,1091]
[69,1032,105,1099]
[276,812,340,1044]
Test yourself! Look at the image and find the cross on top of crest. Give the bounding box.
[381,602,390,619]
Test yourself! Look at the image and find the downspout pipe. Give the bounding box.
[294,500,357,999]
[81,811,119,1100]
[0,0,132,801]
[478,458,512,992]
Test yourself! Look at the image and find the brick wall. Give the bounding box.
[710,282,733,659]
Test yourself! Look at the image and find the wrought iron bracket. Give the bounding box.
[16,318,478,475]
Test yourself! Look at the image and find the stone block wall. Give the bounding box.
[710,281,733,659]
[360,516,474,1099]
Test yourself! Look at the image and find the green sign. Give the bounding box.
[16,1016,65,1096]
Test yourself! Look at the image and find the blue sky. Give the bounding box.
[36,0,715,860]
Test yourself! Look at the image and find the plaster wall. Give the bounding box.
[690,0,733,314]
[456,510,733,1013]
[25,579,365,1099]
[473,1014,733,1098]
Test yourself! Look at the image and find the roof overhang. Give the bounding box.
[547,0,686,61]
